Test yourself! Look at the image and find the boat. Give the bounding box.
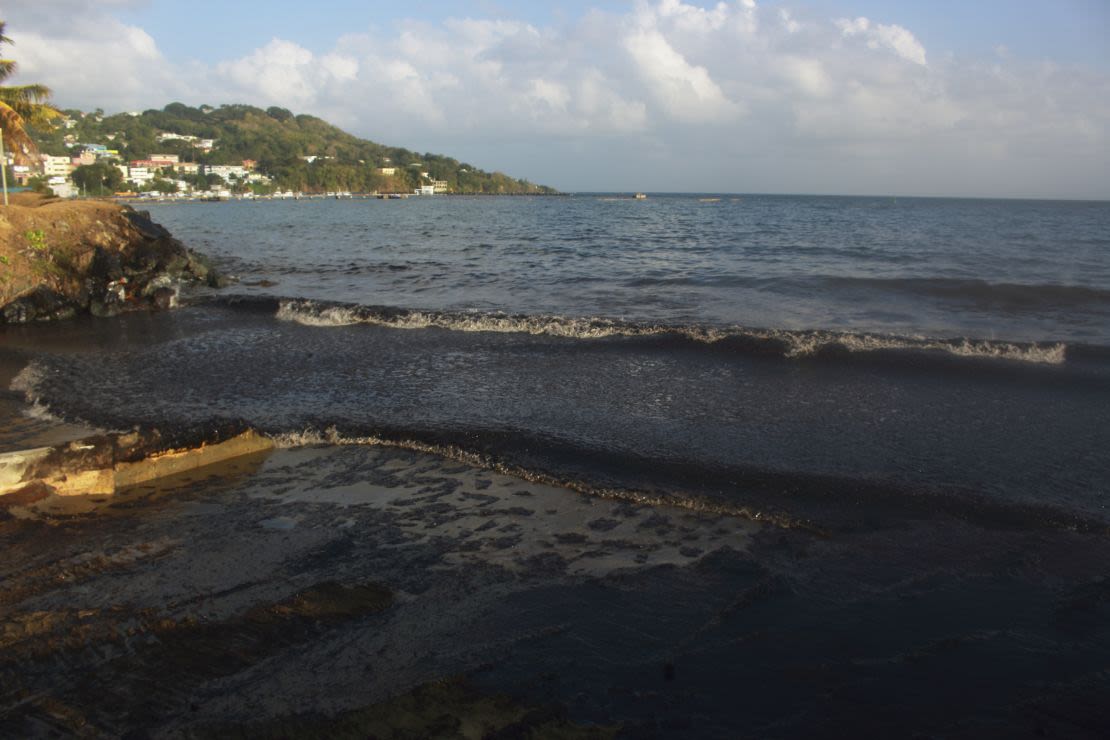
[634,192,647,199]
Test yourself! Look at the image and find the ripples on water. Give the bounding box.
[150,195,1110,344]
[5,194,1109,527]
[3,195,1108,737]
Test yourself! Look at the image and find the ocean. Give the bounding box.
[3,193,1110,736]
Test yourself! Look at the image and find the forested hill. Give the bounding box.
[36,103,557,195]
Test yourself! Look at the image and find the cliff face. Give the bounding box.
[0,194,218,323]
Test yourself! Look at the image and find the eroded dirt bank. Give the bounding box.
[0,194,219,323]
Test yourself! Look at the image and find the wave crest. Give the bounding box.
[272,298,1067,365]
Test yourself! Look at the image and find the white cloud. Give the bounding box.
[624,27,740,123]
[836,16,927,66]
[780,9,801,34]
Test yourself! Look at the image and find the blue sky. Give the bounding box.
[4,0,1109,198]
[111,0,1110,68]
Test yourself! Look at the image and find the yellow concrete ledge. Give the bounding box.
[0,430,274,499]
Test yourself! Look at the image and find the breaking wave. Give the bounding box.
[249,426,816,530]
[9,363,62,423]
[261,297,1068,365]
[267,423,1110,536]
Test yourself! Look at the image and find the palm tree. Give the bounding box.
[0,21,61,205]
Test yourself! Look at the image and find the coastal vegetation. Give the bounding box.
[0,22,60,155]
[0,21,61,202]
[32,102,557,195]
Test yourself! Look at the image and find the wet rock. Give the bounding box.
[1,287,79,323]
[150,285,177,310]
[0,201,224,324]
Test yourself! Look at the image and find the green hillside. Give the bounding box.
[33,103,556,195]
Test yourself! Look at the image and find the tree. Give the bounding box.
[0,21,61,204]
[72,162,124,196]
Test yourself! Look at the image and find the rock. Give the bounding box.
[2,287,80,323]
[0,200,224,324]
[89,298,122,318]
[207,271,234,288]
[151,286,176,310]
[88,246,124,282]
[123,208,172,240]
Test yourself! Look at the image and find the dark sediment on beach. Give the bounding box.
[2,411,1109,737]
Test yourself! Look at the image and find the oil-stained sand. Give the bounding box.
[2,442,1110,738]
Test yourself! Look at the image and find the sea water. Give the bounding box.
[4,194,1110,735]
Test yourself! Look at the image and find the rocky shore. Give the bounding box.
[0,193,222,323]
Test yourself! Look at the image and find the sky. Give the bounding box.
[2,0,1108,198]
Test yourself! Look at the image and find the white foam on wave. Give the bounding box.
[782,331,1067,365]
[275,302,361,327]
[9,363,64,422]
[274,299,1068,365]
[267,425,818,531]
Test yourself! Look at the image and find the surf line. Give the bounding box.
[268,425,829,536]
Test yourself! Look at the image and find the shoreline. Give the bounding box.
[3,196,1109,737]
[0,349,752,736]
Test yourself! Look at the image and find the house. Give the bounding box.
[378,167,396,176]
[42,155,74,178]
[128,166,155,184]
[241,159,256,170]
[148,154,180,164]
[173,162,200,175]
[203,164,247,180]
[71,151,97,167]
[432,180,449,194]
[130,160,174,173]
[11,164,31,185]
[47,176,77,198]
[157,133,197,143]
[415,184,436,196]
[194,139,215,151]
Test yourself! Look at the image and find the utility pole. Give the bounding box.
[0,128,8,206]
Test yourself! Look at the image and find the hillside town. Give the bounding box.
[10,112,455,200]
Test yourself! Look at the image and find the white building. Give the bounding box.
[157,132,197,143]
[47,176,77,198]
[128,166,155,184]
[42,155,74,178]
[378,167,396,176]
[204,164,247,180]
